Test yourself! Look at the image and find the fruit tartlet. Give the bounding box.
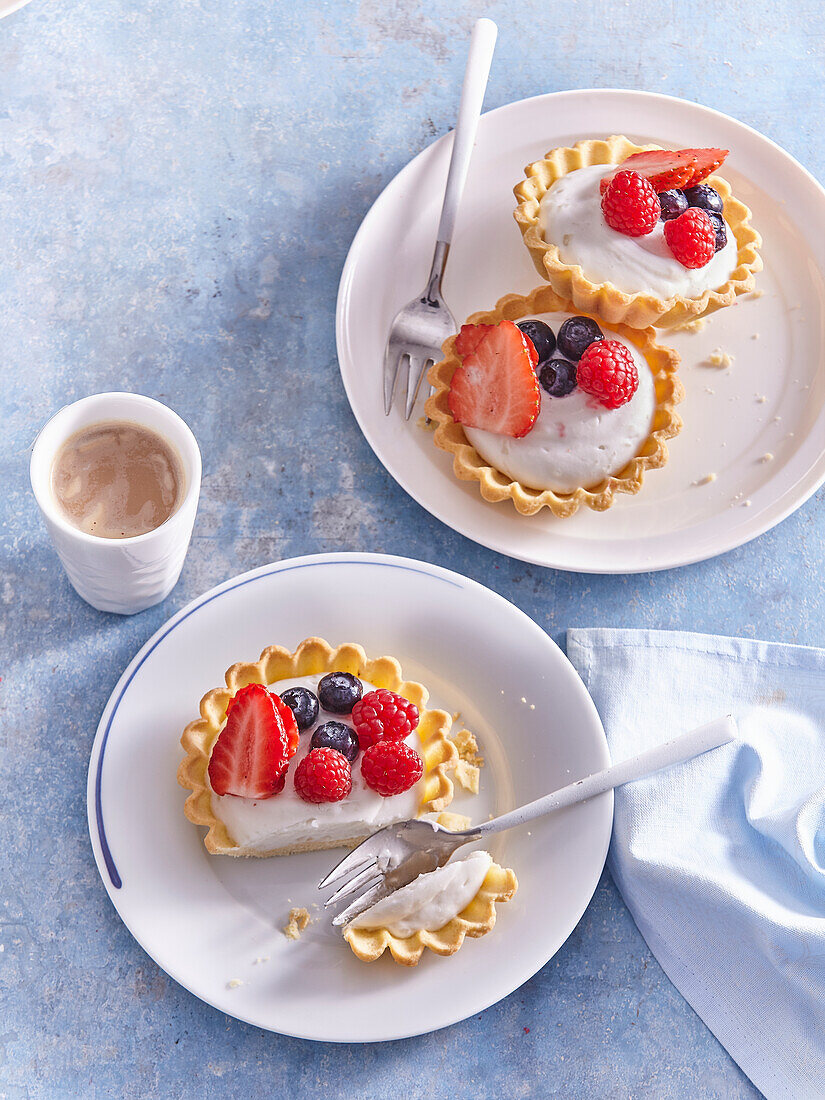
[514,135,761,328]
[426,284,683,517]
[178,638,458,857]
[343,850,518,966]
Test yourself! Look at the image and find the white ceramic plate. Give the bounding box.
[0,0,34,18]
[336,89,825,573]
[87,553,612,1042]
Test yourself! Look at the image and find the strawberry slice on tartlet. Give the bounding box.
[448,320,540,438]
[679,148,729,188]
[208,683,295,799]
[599,147,729,195]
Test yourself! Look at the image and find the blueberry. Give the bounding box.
[278,687,319,732]
[706,210,727,252]
[311,720,359,762]
[658,189,688,221]
[557,316,604,361]
[517,319,555,362]
[683,184,723,214]
[538,358,577,398]
[317,672,363,714]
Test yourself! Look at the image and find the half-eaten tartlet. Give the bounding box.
[178,637,458,857]
[513,135,761,328]
[425,284,683,518]
[343,851,518,966]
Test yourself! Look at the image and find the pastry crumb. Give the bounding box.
[694,473,717,486]
[252,956,270,965]
[416,416,435,432]
[437,811,472,832]
[283,907,311,941]
[455,760,480,794]
[704,348,734,369]
[451,710,462,723]
[751,333,760,340]
[452,728,484,768]
[756,395,767,404]
[742,499,752,508]
[227,978,243,989]
[760,453,774,463]
[749,289,764,299]
[673,317,706,334]
[704,387,715,395]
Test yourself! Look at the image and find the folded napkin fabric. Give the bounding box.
[566,629,825,1100]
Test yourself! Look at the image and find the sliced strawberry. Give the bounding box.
[225,684,299,758]
[448,320,540,439]
[679,147,729,188]
[600,150,697,195]
[271,693,299,758]
[208,683,290,799]
[454,323,493,358]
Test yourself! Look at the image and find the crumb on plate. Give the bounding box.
[283,907,311,941]
[452,728,484,768]
[455,759,480,794]
[436,811,472,831]
[704,348,734,369]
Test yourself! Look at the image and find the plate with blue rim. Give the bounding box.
[87,552,611,1041]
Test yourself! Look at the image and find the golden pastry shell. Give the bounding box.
[513,135,762,329]
[177,637,458,856]
[425,283,683,518]
[343,861,518,966]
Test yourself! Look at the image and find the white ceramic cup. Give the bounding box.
[30,392,202,615]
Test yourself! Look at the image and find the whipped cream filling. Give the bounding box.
[539,164,738,299]
[463,312,655,493]
[348,850,493,937]
[210,675,424,854]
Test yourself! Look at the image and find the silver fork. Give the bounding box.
[318,716,737,926]
[383,18,497,419]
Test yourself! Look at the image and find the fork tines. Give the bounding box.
[322,859,381,910]
[383,349,435,420]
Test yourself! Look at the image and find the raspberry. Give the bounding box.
[360,740,424,797]
[294,747,352,803]
[663,208,716,269]
[351,689,419,749]
[600,171,660,237]
[577,340,639,410]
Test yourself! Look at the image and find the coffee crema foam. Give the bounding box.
[50,420,184,539]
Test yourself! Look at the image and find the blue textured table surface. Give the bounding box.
[2,0,823,1096]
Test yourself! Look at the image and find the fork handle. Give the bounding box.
[435,18,497,247]
[470,716,737,838]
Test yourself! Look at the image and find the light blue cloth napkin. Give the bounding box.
[566,629,825,1100]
